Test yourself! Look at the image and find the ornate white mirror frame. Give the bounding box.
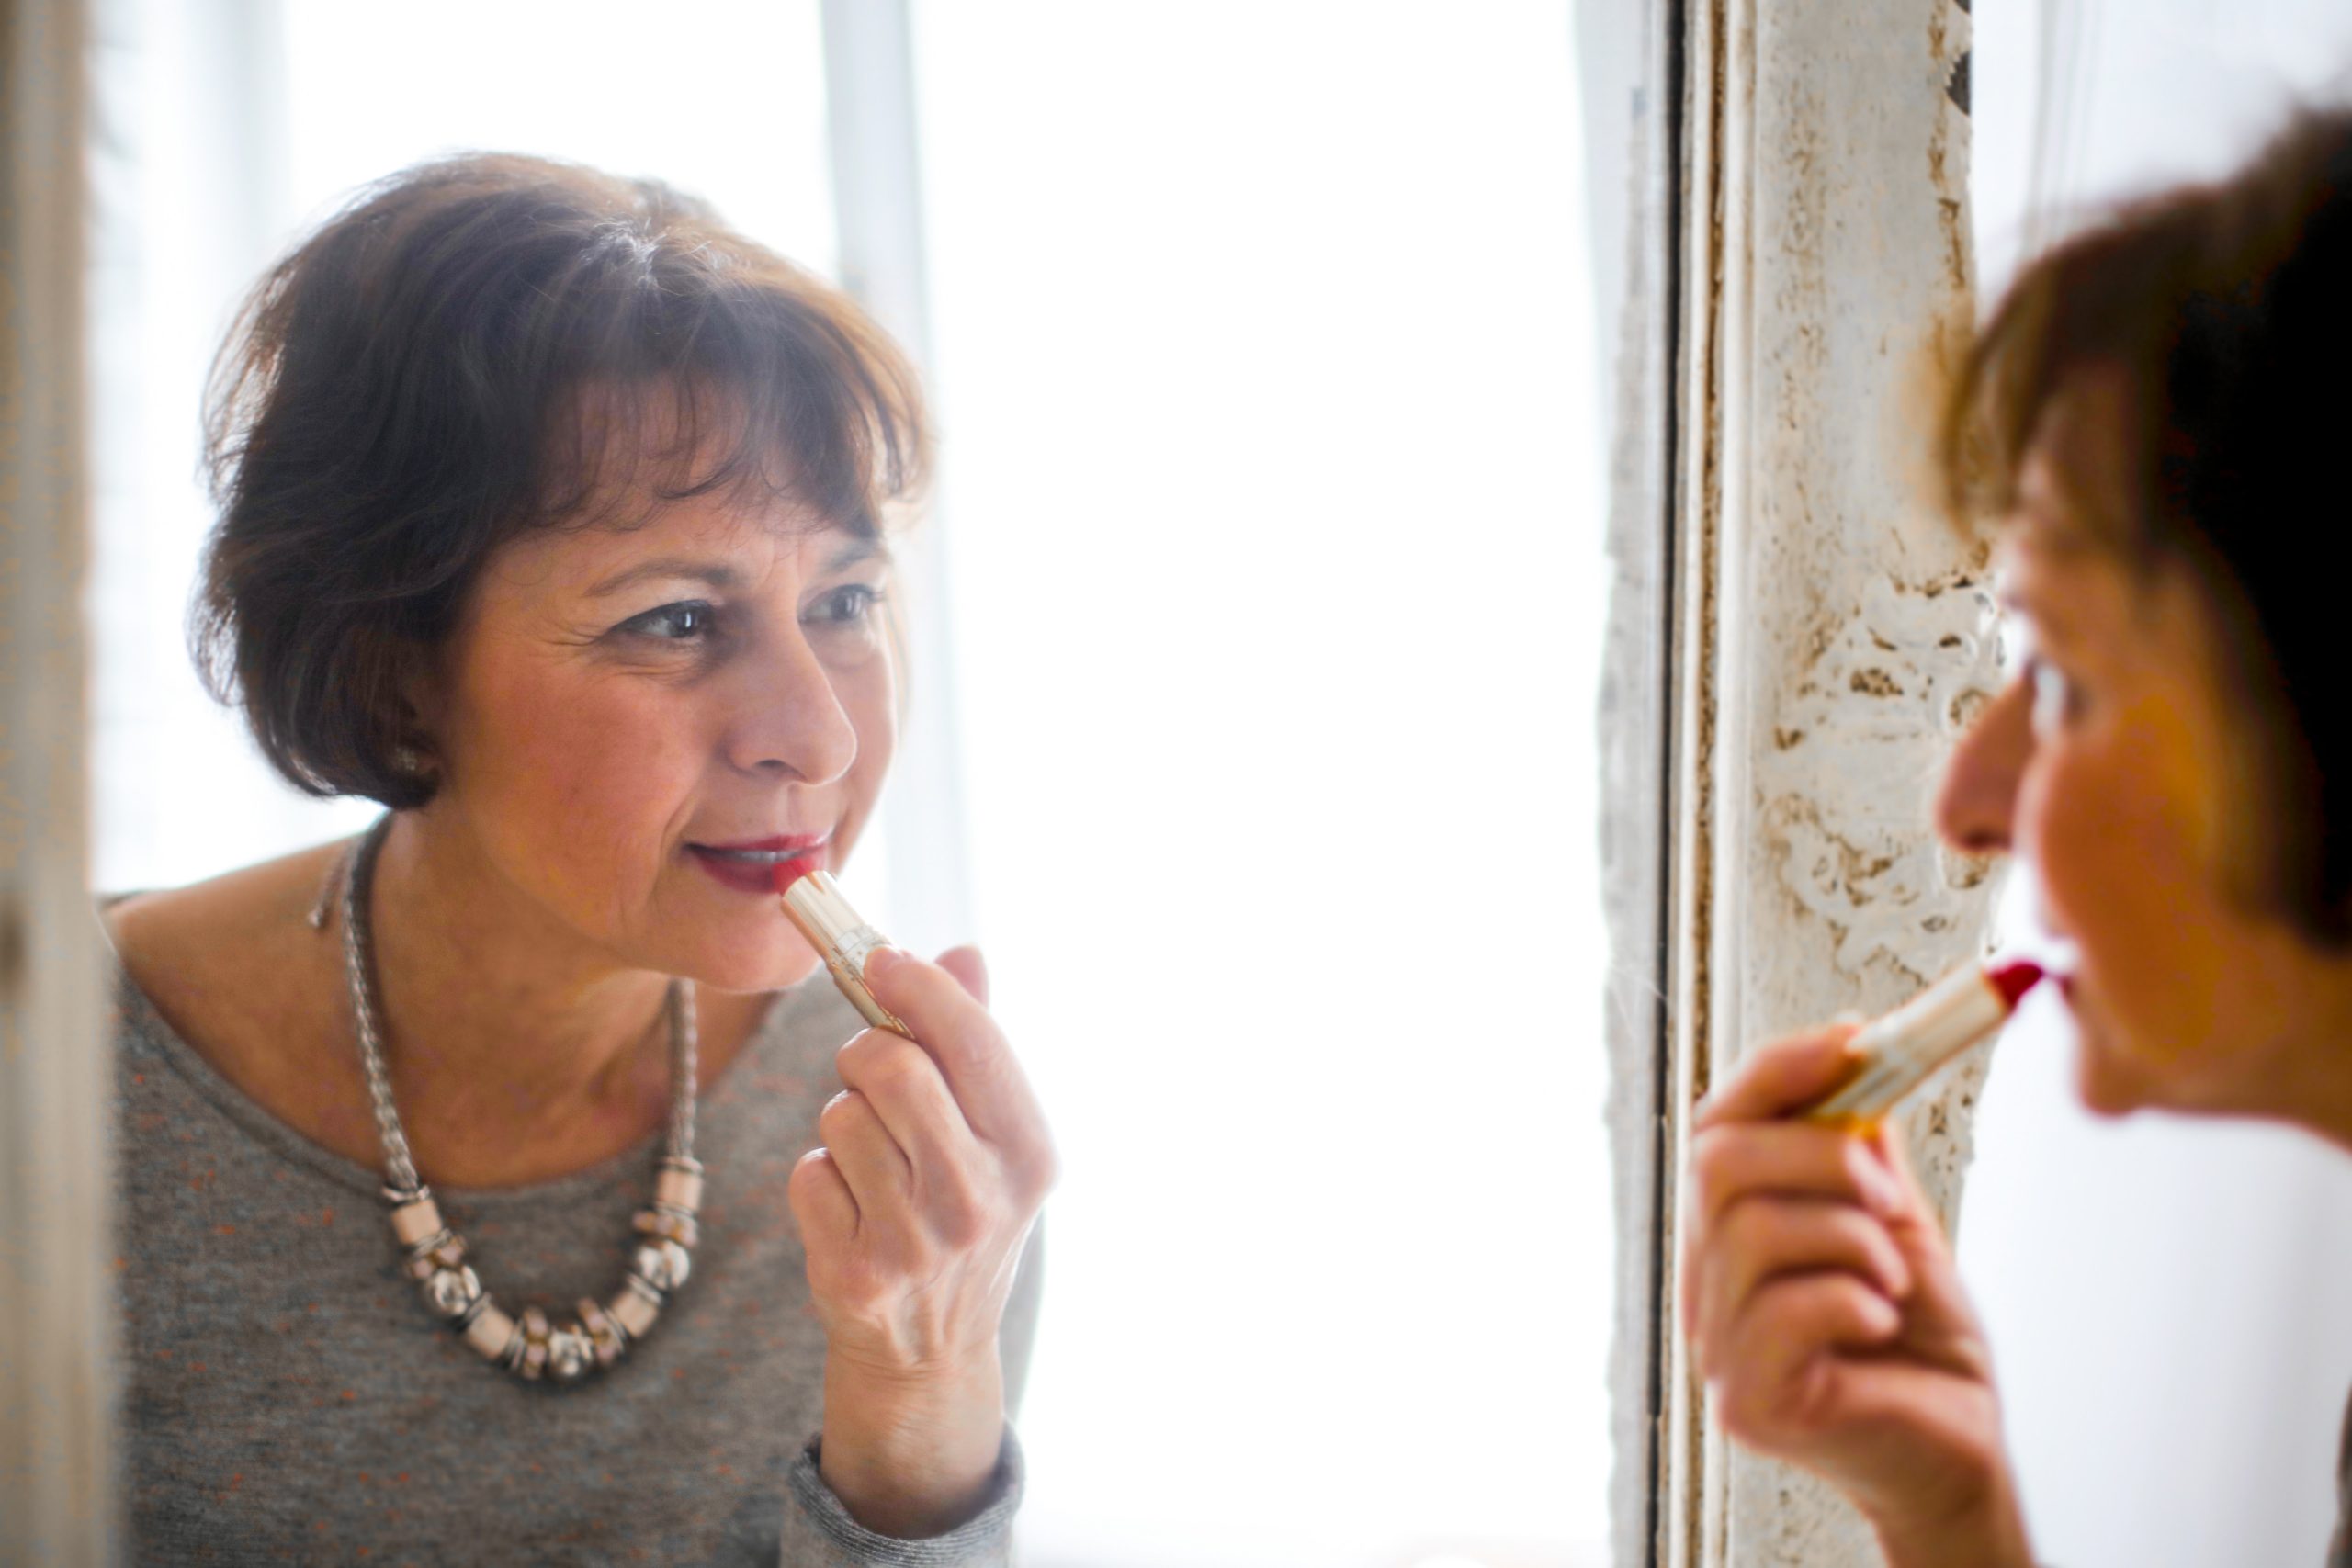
[1604,2,2002,1565]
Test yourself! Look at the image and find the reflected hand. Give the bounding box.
[787,944,1057,1538]
[1679,1026,2033,1568]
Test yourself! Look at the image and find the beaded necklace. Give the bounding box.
[335,816,705,1385]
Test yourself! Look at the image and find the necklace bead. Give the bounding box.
[463,1301,518,1361]
[609,1276,662,1341]
[577,1298,627,1370]
[632,1238,692,1294]
[547,1326,594,1383]
[424,1264,484,1319]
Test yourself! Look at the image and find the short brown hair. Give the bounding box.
[1940,107,2352,942]
[197,153,928,810]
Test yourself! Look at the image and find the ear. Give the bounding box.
[390,636,449,769]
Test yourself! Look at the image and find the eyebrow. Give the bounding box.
[584,539,883,598]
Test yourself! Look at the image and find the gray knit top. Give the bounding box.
[109,954,1040,1565]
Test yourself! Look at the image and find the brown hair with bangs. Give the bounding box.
[1939,107,2352,942]
[197,152,928,810]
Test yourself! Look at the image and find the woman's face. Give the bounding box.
[416,481,898,993]
[1936,390,2352,1122]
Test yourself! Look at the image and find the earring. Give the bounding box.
[392,744,428,778]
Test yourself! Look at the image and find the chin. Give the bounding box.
[652,922,823,995]
[2071,1033,2154,1118]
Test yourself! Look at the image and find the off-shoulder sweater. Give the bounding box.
[109,954,1039,1565]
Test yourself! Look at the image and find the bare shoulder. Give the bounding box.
[107,839,350,984]
[107,840,377,1161]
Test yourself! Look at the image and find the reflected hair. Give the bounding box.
[197,152,929,810]
[1939,106,2352,942]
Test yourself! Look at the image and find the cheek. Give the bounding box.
[446,653,711,908]
[2021,718,2234,1073]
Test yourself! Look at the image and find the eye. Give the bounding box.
[2028,657,2078,739]
[808,583,884,626]
[621,601,718,641]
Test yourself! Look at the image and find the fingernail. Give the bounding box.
[1848,1146,1895,1213]
[862,945,908,979]
[1867,1160,1907,1217]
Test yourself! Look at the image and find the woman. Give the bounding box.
[1681,107,2352,1565]
[103,154,1055,1563]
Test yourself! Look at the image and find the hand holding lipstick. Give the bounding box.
[1679,1027,2032,1568]
[786,942,1057,1540]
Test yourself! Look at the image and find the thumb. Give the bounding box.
[1696,1022,1867,1129]
[933,944,989,1007]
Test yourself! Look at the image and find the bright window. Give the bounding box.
[912,6,1612,1563]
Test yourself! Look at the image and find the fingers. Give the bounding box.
[1715,1274,1904,1443]
[1680,1118,1917,1344]
[1693,1199,1913,1370]
[836,1026,983,1189]
[933,944,989,1007]
[795,949,1054,1404]
[1688,1121,1906,1233]
[1683,1123,1900,1344]
[788,1147,858,1251]
[1696,1023,1866,1128]
[816,1088,909,1222]
[862,948,1051,1177]
[1866,1120,1928,1221]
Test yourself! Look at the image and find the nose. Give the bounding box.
[1934,673,2034,855]
[723,624,859,786]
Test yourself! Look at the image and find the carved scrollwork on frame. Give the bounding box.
[1758,574,2004,983]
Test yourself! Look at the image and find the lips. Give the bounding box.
[686,834,828,895]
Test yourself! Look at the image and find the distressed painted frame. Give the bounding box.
[1606,1,2002,1564]
[1,0,116,1561]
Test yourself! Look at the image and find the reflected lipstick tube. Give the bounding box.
[1803,959,2046,1125]
[774,861,912,1037]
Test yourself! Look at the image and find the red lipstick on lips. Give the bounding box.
[685,835,826,896]
[1988,958,2045,1010]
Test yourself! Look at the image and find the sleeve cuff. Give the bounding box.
[784,1426,1024,1566]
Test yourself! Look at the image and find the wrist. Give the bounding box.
[1868,1468,2034,1568]
[819,1349,1006,1539]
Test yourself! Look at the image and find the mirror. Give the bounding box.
[85,3,1634,1563]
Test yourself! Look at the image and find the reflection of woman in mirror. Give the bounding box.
[1682,109,2352,1566]
[103,155,1053,1563]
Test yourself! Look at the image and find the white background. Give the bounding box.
[85,4,1616,1564]
[1962,7,2352,1566]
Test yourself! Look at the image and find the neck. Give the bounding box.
[2221,935,2352,1156]
[2287,1031,2352,1157]
[359,810,684,1188]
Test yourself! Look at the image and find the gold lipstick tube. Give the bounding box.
[1803,961,2037,1126]
[779,869,911,1037]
